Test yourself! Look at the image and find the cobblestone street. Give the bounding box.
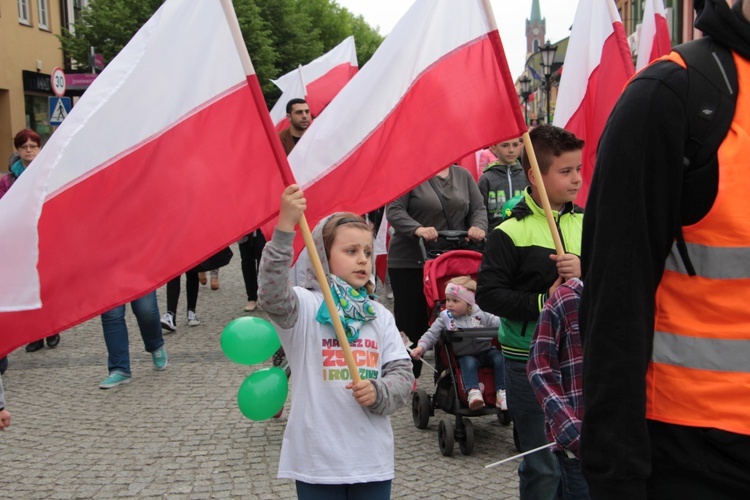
[0,246,520,498]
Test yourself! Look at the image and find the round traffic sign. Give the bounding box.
[51,67,66,97]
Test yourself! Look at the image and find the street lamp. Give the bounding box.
[519,74,532,126]
[539,41,557,124]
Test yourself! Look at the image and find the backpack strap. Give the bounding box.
[671,37,737,277]
[673,37,737,170]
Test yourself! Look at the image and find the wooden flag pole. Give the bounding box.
[219,0,361,384]
[522,132,565,256]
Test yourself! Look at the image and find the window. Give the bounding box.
[18,0,31,25]
[37,0,49,30]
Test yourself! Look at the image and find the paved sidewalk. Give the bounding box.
[0,247,521,498]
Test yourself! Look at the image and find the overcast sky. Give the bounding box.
[336,0,580,80]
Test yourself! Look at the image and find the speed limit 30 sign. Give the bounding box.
[51,67,66,97]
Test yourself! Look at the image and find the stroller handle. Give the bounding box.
[418,230,471,261]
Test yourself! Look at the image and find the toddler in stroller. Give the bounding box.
[411,276,506,411]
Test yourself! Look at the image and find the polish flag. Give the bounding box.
[267,0,526,250]
[0,0,291,355]
[635,0,671,72]
[553,0,634,206]
[269,36,358,131]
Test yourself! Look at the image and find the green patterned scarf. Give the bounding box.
[316,275,377,342]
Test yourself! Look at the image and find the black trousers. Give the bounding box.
[647,420,750,499]
[389,267,430,379]
[166,269,199,315]
[239,230,266,302]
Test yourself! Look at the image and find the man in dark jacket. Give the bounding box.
[580,1,750,497]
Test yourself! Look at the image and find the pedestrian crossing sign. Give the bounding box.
[49,97,72,126]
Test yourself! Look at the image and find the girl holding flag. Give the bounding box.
[258,185,413,498]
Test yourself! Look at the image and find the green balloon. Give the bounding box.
[237,367,289,421]
[220,317,281,365]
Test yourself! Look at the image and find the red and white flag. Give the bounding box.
[269,36,358,131]
[269,0,525,250]
[553,0,634,206]
[0,0,290,355]
[635,0,671,72]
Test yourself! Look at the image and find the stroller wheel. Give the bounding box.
[458,418,475,456]
[497,409,512,426]
[438,418,455,456]
[412,390,431,429]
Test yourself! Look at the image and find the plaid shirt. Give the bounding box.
[527,278,584,456]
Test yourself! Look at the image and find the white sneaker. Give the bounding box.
[187,310,200,326]
[468,388,485,410]
[160,312,176,332]
[496,389,508,410]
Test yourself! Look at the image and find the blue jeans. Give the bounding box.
[505,359,560,500]
[295,480,391,500]
[101,291,164,376]
[458,349,505,392]
[555,452,590,499]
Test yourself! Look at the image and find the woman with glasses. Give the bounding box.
[1,129,61,352]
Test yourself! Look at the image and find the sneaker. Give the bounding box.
[210,275,220,290]
[25,340,44,352]
[244,301,257,312]
[468,388,485,410]
[198,271,207,285]
[161,312,176,332]
[152,347,168,371]
[496,389,508,410]
[46,334,61,348]
[99,372,132,389]
[187,310,200,326]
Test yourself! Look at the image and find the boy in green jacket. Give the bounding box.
[477,125,584,500]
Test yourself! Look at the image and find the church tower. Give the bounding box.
[526,0,546,55]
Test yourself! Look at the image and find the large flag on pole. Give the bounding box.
[0,0,290,356]
[553,0,634,206]
[269,36,358,131]
[635,0,671,72]
[267,0,526,250]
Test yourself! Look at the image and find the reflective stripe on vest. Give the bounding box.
[649,51,750,436]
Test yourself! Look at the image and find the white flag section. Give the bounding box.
[635,0,672,72]
[275,0,525,251]
[0,0,289,355]
[553,0,634,206]
[269,36,358,130]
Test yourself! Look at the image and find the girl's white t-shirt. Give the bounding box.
[274,287,409,484]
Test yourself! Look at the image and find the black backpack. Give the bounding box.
[671,37,738,275]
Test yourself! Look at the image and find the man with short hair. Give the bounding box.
[278,98,311,155]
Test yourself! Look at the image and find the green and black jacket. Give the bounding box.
[476,187,583,361]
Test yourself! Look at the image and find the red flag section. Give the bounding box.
[0,0,288,355]
[265,0,526,251]
[269,36,358,131]
[636,0,672,72]
[553,0,635,206]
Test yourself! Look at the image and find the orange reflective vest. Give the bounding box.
[648,51,750,436]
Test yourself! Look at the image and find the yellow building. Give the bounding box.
[0,0,65,163]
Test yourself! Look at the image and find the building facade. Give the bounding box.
[0,0,68,162]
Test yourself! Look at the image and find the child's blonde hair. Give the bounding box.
[447,275,477,292]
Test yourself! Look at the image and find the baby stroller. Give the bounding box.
[411,231,511,457]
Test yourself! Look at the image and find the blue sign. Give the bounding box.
[49,97,72,126]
